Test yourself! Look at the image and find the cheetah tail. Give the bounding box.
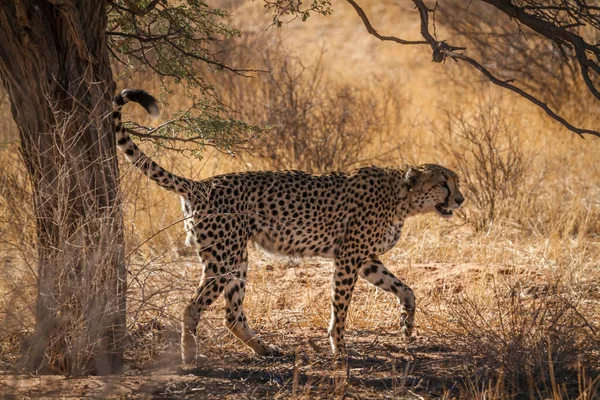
[113,89,189,194]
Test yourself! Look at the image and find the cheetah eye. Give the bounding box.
[438,182,449,190]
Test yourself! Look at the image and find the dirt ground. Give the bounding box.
[2,250,599,399]
[0,335,466,399]
[0,336,468,399]
[0,262,498,399]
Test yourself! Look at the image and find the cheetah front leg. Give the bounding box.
[328,255,359,358]
[223,261,282,357]
[359,256,415,337]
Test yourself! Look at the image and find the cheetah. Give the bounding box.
[113,89,465,363]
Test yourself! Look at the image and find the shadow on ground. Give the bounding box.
[144,331,465,399]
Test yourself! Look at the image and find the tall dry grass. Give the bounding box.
[0,0,598,396]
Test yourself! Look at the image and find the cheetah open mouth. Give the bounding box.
[435,204,453,218]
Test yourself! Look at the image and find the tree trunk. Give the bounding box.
[0,0,125,375]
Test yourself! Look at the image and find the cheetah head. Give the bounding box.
[405,164,464,218]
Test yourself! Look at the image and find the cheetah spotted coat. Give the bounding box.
[113,89,464,363]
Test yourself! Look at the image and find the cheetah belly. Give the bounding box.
[251,216,344,258]
[252,229,339,258]
[377,222,403,254]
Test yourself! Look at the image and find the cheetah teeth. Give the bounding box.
[435,204,453,217]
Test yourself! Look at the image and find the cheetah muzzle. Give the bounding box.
[113,88,465,363]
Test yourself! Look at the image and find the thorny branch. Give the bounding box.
[106,0,263,152]
[106,2,261,77]
[346,0,600,138]
[125,116,254,155]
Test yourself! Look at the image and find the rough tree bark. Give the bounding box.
[0,0,125,374]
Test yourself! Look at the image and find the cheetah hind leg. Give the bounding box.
[181,273,226,364]
[223,268,282,357]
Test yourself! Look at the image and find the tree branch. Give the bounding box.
[345,0,428,45]
[479,0,600,102]
[448,51,597,138]
[106,30,180,43]
[345,0,600,138]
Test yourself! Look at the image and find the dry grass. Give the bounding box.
[1,0,600,397]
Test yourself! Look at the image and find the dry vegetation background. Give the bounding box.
[1,0,599,398]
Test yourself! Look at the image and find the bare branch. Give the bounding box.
[447,51,597,138]
[479,0,600,101]
[345,0,428,45]
[345,0,600,138]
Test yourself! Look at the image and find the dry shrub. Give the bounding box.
[0,145,36,371]
[537,169,600,240]
[435,91,600,240]
[0,92,35,370]
[0,92,130,375]
[436,93,547,233]
[209,39,407,172]
[0,91,187,371]
[422,270,600,398]
[124,252,201,366]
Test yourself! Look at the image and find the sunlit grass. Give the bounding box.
[0,0,598,396]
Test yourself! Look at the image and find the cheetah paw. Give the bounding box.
[400,313,414,338]
[260,344,283,357]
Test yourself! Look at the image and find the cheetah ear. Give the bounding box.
[405,168,421,191]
